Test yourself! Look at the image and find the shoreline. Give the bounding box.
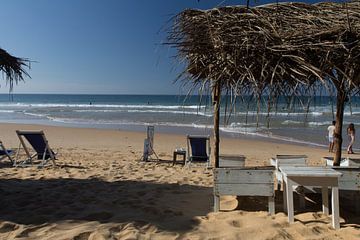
[0,119,331,150]
[0,122,345,165]
[0,122,359,239]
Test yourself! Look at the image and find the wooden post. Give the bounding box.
[334,89,346,166]
[212,82,221,168]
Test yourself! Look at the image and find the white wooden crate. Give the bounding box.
[214,166,275,215]
[323,157,360,167]
[219,154,245,168]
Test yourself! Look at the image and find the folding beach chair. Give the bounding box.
[0,141,14,164]
[14,130,57,167]
[142,125,159,161]
[186,135,211,167]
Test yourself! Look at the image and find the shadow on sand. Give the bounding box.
[0,177,213,232]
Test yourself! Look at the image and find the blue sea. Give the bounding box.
[0,94,359,149]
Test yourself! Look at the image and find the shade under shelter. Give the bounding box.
[167,1,360,166]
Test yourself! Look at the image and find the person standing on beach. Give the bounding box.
[347,123,355,154]
[327,121,336,152]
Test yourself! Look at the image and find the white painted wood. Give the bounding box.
[280,166,341,229]
[270,158,276,166]
[215,183,274,196]
[285,178,294,223]
[331,167,360,191]
[323,156,360,167]
[322,187,329,215]
[213,167,275,214]
[276,154,307,159]
[283,179,287,213]
[285,176,339,187]
[279,166,342,178]
[219,154,245,168]
[332,186,340,230]
[214,169,273,184]
[268,196,275,215]
[271,155,308,192]
[214,195,220,212]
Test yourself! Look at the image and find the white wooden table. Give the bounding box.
[279,166,342,229]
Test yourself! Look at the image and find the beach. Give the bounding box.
[0,123,359,240]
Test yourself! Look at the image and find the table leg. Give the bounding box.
[332,186,340,230]
[283,179,287,213]
[173,152,176,165]
[286,178,294,223]
[268,196,275,215]
[183,153,186,165]
[322,186,329,215]
[214,194,220,212]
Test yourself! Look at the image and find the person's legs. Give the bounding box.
[348,136,354,154]
[329,136,334,152]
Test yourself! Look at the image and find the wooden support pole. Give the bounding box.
[334,89,346,166]
[212,82,221,168]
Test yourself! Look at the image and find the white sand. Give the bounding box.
[0,123,359,240]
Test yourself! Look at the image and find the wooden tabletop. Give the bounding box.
[279,166,342,177]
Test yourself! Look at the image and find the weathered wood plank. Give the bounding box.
[276,154,307,159]
[213,167,275,214]
[323,157,360,167]
[214,183,274,196]
[219,155,245,168]
[285,176,339,186]
[215,169,274,184]
[279,166,342,177]
[215,174,274,184]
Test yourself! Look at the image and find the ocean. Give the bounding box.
[0,94,358,149]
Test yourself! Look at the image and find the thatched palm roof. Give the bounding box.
[0,48,30,91]
[167,1,360,166]
[168,1,360,96]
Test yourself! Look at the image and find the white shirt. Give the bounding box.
[328,125,335,137]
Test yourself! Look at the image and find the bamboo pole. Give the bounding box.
[212,82,221,168]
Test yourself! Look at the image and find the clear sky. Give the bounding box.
[0,0,327,94]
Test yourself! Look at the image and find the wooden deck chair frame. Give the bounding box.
[0,141,14,164]
[186,135,211,167]
[146,125,159,160]
[14,130,56,167]
[142,126,159,161]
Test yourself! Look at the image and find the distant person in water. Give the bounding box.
[327,121,336,152]
[347,123,355,154]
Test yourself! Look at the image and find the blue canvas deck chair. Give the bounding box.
[186,135,211,167]
[14,130,57,167]
[0,141,14,164]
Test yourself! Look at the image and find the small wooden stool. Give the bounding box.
[173,149,186,165]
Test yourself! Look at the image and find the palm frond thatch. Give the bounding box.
[167,1,360,166]
[0,48,30,91]
[168,1,360,93]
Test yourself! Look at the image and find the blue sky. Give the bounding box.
[0,0,325,94]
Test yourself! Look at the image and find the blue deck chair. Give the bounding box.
[0,141,14,164]
[15,130,57,167]
[186,135,211,167]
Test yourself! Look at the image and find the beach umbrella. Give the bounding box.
[0,48,30,92]
[167,1,360,167]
